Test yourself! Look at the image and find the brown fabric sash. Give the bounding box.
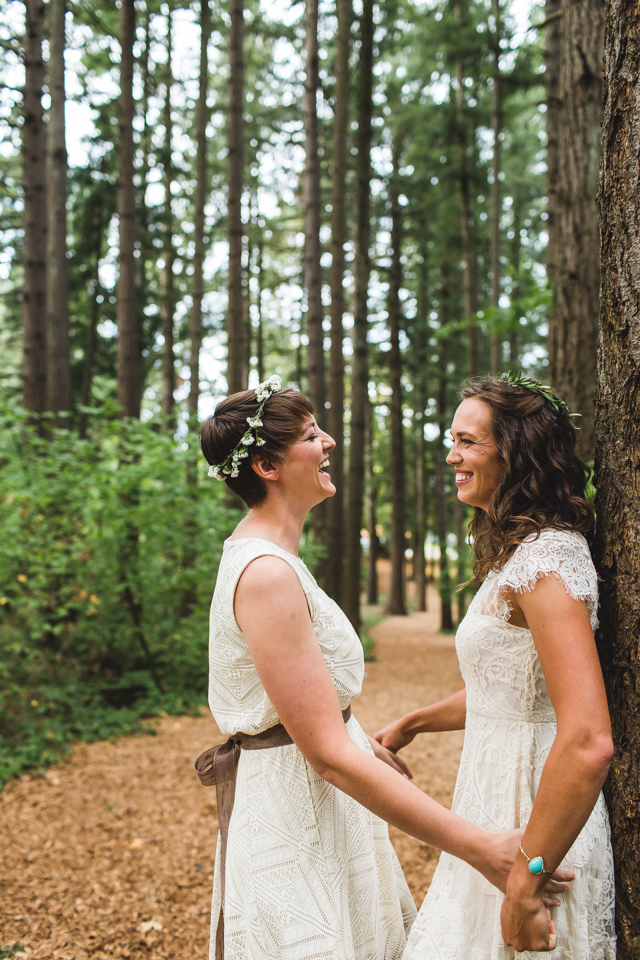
[195,705,352,960]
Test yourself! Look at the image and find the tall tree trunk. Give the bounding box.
[188,0,210,428]
[414,246,429,613]
[436,278,453,631]
[547,0,603,461]
[594,5,640,956]
[136,1,152,410]
[454,0,479,378]
[116,0,139,418]
[388,137,406,616]
[490,0,503,375]
[326,0,351,604]
[303,0,325,414]
[365,399,378,606]
[303,0,328,580]
[226,0,246,394]
[255,241,264,382]
[46,0,70,423]
[344,0,375,634]
[160,3,176,431]
[78,199,104,440]
[21,0,47,419]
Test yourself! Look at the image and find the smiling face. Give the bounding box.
[277,416,336,507]
[446,398,505,511]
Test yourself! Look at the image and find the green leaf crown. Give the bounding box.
[498,371,580,430]
[207,375,283,481]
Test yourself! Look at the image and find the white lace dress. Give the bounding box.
[403,528,616,960]
[207,537,416,960]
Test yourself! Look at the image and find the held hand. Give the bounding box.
[501,892,557,953]
[367,735,413,779]
[474,829,575,897]
[372,719,415,754]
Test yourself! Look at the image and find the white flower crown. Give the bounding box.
[207,375,283,481]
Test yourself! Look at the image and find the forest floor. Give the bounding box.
[0,585,464,960]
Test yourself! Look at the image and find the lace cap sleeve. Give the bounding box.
[496,528,598,629]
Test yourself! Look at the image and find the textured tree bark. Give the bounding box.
[594,4,640,956]
[489,0,502,375]
[326,0,352,604]
[45,0,70,422]
[437,275,453,632]
[303,0,325,415]
[116,0,139,418]
[544,0,561,352]
[226,0,247,394]
[160,3,176,431]
[387,138,406,616]
[547,0,604,461]
[453,0,479,379]
[188,0,210,427]
[414,246,429,613]
[21,0,47,419]
[365,400,378,606]
[344,0,374,634]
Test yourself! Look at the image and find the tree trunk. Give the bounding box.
[78,199,104,440]
[160,2,176,431]
[303,0,325,415]
[326,0,351,604]
[188,0,210,427]
[436,283,453,631]
[453,494,467,625]
[226,0,246,394]
[116,0,139,418]
[414,246,429,613]
[454,0,479,378]
[387,137,406,616]
[21,0,47,419]
[45,0,70,423]
[365,399,378,606]
[344,0,375,635]
[547,0,604,461]
[490,0,503,375]
[594,5,640,957]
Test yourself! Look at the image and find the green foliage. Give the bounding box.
[0,408,239,787]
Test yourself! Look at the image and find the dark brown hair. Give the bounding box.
[461,379,594,582]
[200,388,315,507]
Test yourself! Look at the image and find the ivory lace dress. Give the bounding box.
[207,537,416,960]
[403,528,616,960]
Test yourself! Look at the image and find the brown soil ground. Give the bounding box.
[0,587,463,960]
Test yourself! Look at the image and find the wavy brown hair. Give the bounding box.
[460,379,594,582]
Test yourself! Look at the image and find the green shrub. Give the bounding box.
[0,408,239,786]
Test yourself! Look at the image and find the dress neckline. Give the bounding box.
[224,536,302,561]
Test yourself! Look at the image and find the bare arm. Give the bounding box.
[374,689,467,754]
[500,576,613,952]
[235,557,542,895]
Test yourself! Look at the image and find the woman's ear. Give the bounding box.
[251,456,280,482]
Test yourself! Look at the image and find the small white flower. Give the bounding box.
[231,468,240,477]
[238,449,249,459]
[246,416,263,428]
[241,434,255,446]
[256,437,266,446]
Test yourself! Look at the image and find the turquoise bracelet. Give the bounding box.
[519,844,553,876]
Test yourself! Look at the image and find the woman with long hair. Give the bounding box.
[196,376,569,960]
[376,376,615,959]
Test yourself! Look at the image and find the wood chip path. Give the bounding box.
[0,594,463,960]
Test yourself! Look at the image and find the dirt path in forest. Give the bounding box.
[0,590,464,960]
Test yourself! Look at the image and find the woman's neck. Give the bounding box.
[231,501,308,556]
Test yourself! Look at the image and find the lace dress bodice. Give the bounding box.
[209,537,364,735]
[403,527,615,960]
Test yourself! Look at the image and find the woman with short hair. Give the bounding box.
[376,376,615,959]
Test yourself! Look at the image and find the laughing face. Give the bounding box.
[446,398,505,511]
[279,416,336,506]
